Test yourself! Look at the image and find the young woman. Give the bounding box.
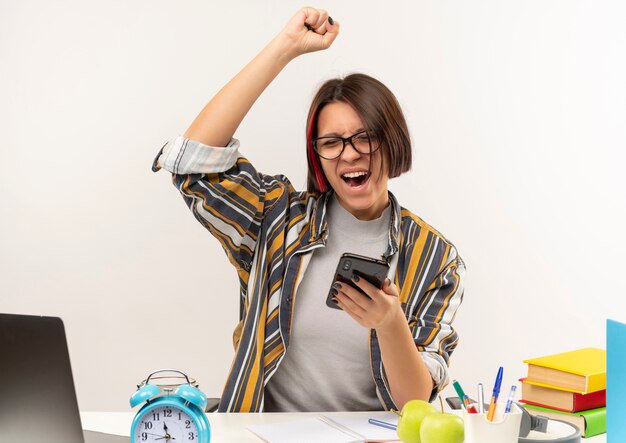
[153,7,465,413]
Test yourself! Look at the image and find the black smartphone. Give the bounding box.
[326,252,390,310]
[445,396,480,410]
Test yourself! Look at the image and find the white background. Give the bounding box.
[2,0,625,411]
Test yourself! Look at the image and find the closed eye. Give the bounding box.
[354,133,370,143]
[318,138,342,148]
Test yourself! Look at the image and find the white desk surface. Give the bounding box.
[81,411,606,443]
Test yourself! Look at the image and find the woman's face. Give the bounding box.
[316,101,389,221]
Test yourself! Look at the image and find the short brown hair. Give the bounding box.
[306,73,412,192]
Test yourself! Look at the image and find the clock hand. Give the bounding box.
[159,422,171,441]
[157,423,175,442]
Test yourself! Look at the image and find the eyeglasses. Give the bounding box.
[312,130,381,160]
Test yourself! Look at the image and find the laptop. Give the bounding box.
[0,313,127,443]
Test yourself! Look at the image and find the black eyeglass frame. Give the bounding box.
[312,130,382,160]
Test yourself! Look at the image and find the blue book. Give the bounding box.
[607,319,626,443]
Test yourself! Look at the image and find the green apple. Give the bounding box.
[419,411,464,443]
[396,400,438,443]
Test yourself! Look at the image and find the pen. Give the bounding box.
[486,366,503,421]
[368,418,397,431]
[478,383,485,414]
[452,380,471,409]
[504,385,517,413]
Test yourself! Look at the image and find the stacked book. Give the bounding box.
[520,347,606,438]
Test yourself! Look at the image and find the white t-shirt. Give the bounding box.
[264,195,391,412]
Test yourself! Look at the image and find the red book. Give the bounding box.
[519,378,606,412]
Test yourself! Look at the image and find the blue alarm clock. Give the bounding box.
[130,369,211,443]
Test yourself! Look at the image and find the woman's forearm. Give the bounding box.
[375,310,434,409]
[184,37,293,147]
[183,8,338,147]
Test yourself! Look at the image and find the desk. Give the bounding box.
[81,411,607,443]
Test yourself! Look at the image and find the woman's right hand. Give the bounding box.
[277,7,340,60]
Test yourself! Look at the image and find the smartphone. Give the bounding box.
[326,253,390,310]
[445,396,479,410]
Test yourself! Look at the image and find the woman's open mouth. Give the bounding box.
[342,170,370,188]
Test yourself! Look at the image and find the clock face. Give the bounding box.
[134,404,199,442]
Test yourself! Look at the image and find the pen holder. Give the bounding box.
[463,403,522,443]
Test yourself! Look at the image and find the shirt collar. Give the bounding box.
[310,191,400,261]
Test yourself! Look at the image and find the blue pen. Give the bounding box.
[368,418,397,431]
[486,366,503,421]
[504,385,517,413]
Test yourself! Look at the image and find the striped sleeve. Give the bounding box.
[152,136,240,174]
[153,137,293,272]
[412,245,465,397]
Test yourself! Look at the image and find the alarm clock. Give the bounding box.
[130,369,211,443]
